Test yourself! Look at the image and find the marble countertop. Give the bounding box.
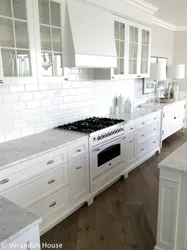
[0,196,41,247]
[105,106,160,123]
[139,98,186,110]
[0,129,88,170]
[159,142,187,172]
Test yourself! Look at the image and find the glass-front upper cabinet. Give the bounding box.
[0,0,37,84]
[140,29,151,76]
[128,25,139,76]
[34,0,65,82]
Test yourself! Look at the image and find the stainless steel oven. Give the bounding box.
[90,135,126,180]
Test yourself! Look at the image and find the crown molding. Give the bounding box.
[175,26,187,31]
[152,17,176,31]
[122,0,159,14]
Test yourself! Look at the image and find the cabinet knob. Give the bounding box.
[141,148,144,151]
[111,77,115,80]
[137,75,141,78]
[130,128,134,130]
[76,165,82,170]
[76,149,81,153]
[174,117,176,119]
[0,178,9,185]
[141,134,145,137]
[48,179,55,184]
[0,80,3,84]
[64,78,69,81]
[47,160,54,165]
[49,201,56,207]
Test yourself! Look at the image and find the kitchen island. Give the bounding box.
[0,196,41,250]
[155,141,187,250]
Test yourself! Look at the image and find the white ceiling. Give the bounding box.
[146,0,187,27]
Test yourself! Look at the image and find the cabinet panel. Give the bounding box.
[0,0,37,84]
[125,134,136,166]
[69,155,89,205]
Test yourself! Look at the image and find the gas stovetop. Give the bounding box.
[56,117,124,134]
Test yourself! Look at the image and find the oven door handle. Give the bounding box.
[94,136,126,152]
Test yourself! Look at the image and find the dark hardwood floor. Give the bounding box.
[41,131,187,250]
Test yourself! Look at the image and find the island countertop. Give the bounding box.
[0,196,41,247]
[159,141,187,172]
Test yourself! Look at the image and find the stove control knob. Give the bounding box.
[114,130,117,133]
[97,136,101,140]
[107,132,110,136]
[117,129,120,133]
[101,135,104,139]
[120,128,124,131]
[109,132,112,136]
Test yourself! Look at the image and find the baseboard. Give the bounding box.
[153,246,164,250]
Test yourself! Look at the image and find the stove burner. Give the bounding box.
[56,117,124,133]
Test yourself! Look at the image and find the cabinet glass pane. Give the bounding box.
[115,40,119,57]
[41,52,52,76]
[120,41,124,58]
[0,18,14,47]
[0,0,12,17]
[13,0,26,20]
[17,50,31,76]
[51,1,61,27]
[52,28,61,52]
[129,43,138,59]
[40,25,51,51]
[120,59,124,74]
[39,0,50,25]
[142,30,149,45]
[2,49,17,76]
[53,53,63,76]
[114,21,119,39]
[141,60,148,74]
[130,26,138,43]
[129,59,137,74]
[141,45,149,60]
[15,21,29,48]
[120,23,125,40]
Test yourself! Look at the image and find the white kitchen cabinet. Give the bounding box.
[0,0,38,84]
[162,101,186,141]
[33,0,69,83]
[127,23,151,78]
[68,155,89,205]
[112,16,151,79]
[124,134,136,166]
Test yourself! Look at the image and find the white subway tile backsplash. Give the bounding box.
[25,84,39,91]
[9,85,25,93]
[19,92,33,101]
[27,100,40,109]
[12,102,26,111]
[0,78,135,143]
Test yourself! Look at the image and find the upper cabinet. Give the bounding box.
[33,0,67,83]
[0,0,37,84]
[112,17,151,80]
[65,0,117,68]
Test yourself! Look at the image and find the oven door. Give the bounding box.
[91,137,125,179]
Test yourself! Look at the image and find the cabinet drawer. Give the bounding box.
[137,135,158,157]
[137,122,159,143]
[126,122,135,134]
[0,147,67,193]
[68,138,88,161]
[136,112,160,130]
[2,163,68,208]
[28,187,69,226]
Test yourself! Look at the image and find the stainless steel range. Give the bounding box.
[57,117,126,183]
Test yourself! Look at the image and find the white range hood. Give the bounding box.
[63,0,117,68]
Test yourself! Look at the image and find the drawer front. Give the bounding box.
[137,122,159,143]
[68,138,88,161]
[0,147,67,193]
[137,135,159,157]
[2,163,68,207]
[28,187,69,226]
[126,122,135,134]
[136,112,160,130]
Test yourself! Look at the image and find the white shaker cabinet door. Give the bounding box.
[0,0,38,84]
[124,134,136,166]
[68,155,89,205]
